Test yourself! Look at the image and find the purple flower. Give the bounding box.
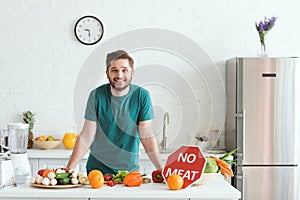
[255,16,277,33]
[255,16,278,50]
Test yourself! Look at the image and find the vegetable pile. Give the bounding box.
[31,168,88,186]
[204,148,238,179]
[208,156,234,179]
[102,170,151,187]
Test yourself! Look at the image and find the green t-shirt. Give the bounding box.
[84,84,154,174]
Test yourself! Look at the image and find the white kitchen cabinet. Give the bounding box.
[28,158,87,174]
[29,158,39,175]
[27,149,88,174]
[139,159,167,175]
[29,156,159,176]
[27,149,168,176]
[38,158,69,170]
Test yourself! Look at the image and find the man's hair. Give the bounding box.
[106,50,134,68]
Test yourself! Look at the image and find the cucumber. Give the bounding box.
[55,173,70,179]
[58,177,71,185]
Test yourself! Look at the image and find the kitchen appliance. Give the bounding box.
[225,57,299,200]
[0,152,16,189]
[206,129,226,153]
[7,123,31,184]
[0,129,9,153]
[0,129,16,189]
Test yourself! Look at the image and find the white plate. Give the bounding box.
[31,183,81,189]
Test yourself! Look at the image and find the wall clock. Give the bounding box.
[74,15,104,45]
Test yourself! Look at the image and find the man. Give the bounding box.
[67,50,162,174]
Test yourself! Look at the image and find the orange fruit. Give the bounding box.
[166,174,184,190]
[35,135,47,141]
[62,133,77,149]
[88,170,104,189]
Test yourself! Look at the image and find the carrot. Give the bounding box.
[211,156,229,168]
[220,166,234,177]
[220,168,228,179]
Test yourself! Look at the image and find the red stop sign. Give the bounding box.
[162,145,206,189]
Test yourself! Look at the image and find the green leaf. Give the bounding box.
[22,110,36,131]
[219,148,239,161]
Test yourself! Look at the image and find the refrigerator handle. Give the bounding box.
[235,174,245,200]
[242,109,246,162]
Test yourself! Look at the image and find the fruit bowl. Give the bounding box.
[33,140,62,150]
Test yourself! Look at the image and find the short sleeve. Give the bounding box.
[138,89,154,122]
[84,89,97,121]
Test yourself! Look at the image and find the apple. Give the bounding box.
[47,136,54,141]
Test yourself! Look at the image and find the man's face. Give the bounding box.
[106,58,134,91]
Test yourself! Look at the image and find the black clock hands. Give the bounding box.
[84,29,90,37]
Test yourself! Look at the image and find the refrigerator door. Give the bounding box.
[238,58,297,165]
[235,166,297,200]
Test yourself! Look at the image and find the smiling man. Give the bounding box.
[67,50,162,175]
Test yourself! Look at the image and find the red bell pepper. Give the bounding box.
[151,169,164,183]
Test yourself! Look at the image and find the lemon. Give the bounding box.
[62,133,77,149]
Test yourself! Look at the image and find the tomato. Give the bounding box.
[104,174,112,181]
[106,180,115,187]
[38,169,47,176]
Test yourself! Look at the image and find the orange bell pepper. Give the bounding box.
[123,171,143,187]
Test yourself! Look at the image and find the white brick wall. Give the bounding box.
[1,0,299,148]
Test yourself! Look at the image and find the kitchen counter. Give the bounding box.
[0,175,241,200]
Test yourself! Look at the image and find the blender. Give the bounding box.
[8,123,31,184]
[0,129,16,189]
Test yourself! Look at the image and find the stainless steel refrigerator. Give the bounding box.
[225,57,300,200]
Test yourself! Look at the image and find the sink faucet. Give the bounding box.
[160,112,169,150]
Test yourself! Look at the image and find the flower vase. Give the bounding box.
[259,43,268,57]
[258,35,268,57]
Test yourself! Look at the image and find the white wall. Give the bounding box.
[0,0,299,148]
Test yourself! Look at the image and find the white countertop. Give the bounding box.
[0,175,241,199]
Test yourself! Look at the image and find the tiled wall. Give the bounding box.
[1,0,299,149]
